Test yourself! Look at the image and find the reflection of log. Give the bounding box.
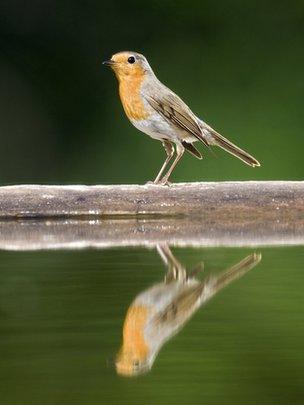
[1,217,304,251]
[0,181,303,218]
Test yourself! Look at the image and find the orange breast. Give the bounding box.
[119,76,149,121]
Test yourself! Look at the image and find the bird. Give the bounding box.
[103,51,260,185]
[115,244,261,377]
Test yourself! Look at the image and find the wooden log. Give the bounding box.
[0,181,303,219]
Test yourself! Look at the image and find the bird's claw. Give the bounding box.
[145,180,172,186]
[159,180,171,186]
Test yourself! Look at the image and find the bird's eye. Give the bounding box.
[127,56,136,64]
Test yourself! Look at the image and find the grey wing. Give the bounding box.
[145,93,210,148]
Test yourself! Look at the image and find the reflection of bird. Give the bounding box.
[103,51,260,185]
[115,245,261,377]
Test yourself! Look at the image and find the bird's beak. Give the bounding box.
[103,59,115,67]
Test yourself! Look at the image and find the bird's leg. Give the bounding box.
[153,141,175,184]
[159,143,184,185]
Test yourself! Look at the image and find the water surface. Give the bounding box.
[0,245,303,404]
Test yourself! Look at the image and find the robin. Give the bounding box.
[115,245,261,377]
[103,51,260,185]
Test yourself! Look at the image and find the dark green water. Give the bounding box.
[0,246,303,404]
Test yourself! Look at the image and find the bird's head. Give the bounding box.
[103,51,153,81]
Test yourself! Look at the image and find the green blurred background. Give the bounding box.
[0,1,303,185]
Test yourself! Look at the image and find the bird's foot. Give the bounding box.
[156,179,172,186]
[145,180,172,186]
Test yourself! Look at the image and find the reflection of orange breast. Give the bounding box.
[119,77,149,121]
[116,304,151,376]
[122,305,150,359]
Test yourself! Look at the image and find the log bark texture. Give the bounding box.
[0,181,303,219]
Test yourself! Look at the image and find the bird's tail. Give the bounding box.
[209,129,260,167]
